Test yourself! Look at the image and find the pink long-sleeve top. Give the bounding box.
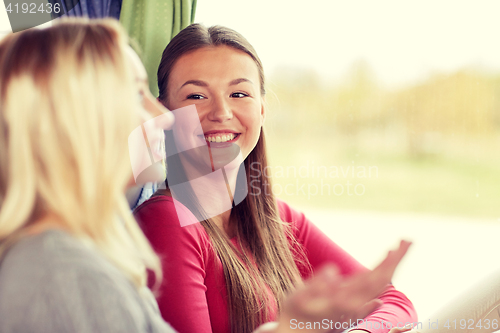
[134,195,417,333]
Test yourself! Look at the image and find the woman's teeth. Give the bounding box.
[204,133,236,143]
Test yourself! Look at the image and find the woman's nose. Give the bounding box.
[144,93,168,119]
[143,93,175,131]
[207,96,233,122]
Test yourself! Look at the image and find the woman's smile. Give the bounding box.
[203,131,241,146]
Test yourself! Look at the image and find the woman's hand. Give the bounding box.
[268,240,411,333]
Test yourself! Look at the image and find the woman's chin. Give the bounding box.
[212,154,243,171]
[209,143,242,171]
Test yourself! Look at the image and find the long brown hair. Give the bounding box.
[157,24,309,332]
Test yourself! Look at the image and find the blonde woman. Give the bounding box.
[0,19,176,332]
[0,19,411,333]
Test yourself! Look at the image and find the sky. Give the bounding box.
[194,0,500,87]
[2,0,500,86]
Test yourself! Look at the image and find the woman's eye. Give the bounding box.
[187,94,205,100]
[231,92,248,98]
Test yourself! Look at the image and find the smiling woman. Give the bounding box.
[133,23,417,333]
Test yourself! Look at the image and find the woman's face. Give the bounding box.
[127,47,174,186]
[164,45,265,165]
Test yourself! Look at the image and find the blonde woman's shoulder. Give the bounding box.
[0,229,176,333]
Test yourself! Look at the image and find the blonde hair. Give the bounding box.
[0,19,161,288]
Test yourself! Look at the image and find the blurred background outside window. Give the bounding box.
[1,0,499,321]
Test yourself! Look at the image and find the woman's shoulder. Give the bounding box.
[0,229,131,300]
[0,229,108,278]
[275,199,320,245]
[134,194,199,227]
[133,194,177,218]
[0,229,175,332]
[276,199,308,226]
[134,195,211,253]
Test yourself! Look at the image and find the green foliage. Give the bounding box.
[265,64,500,218]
